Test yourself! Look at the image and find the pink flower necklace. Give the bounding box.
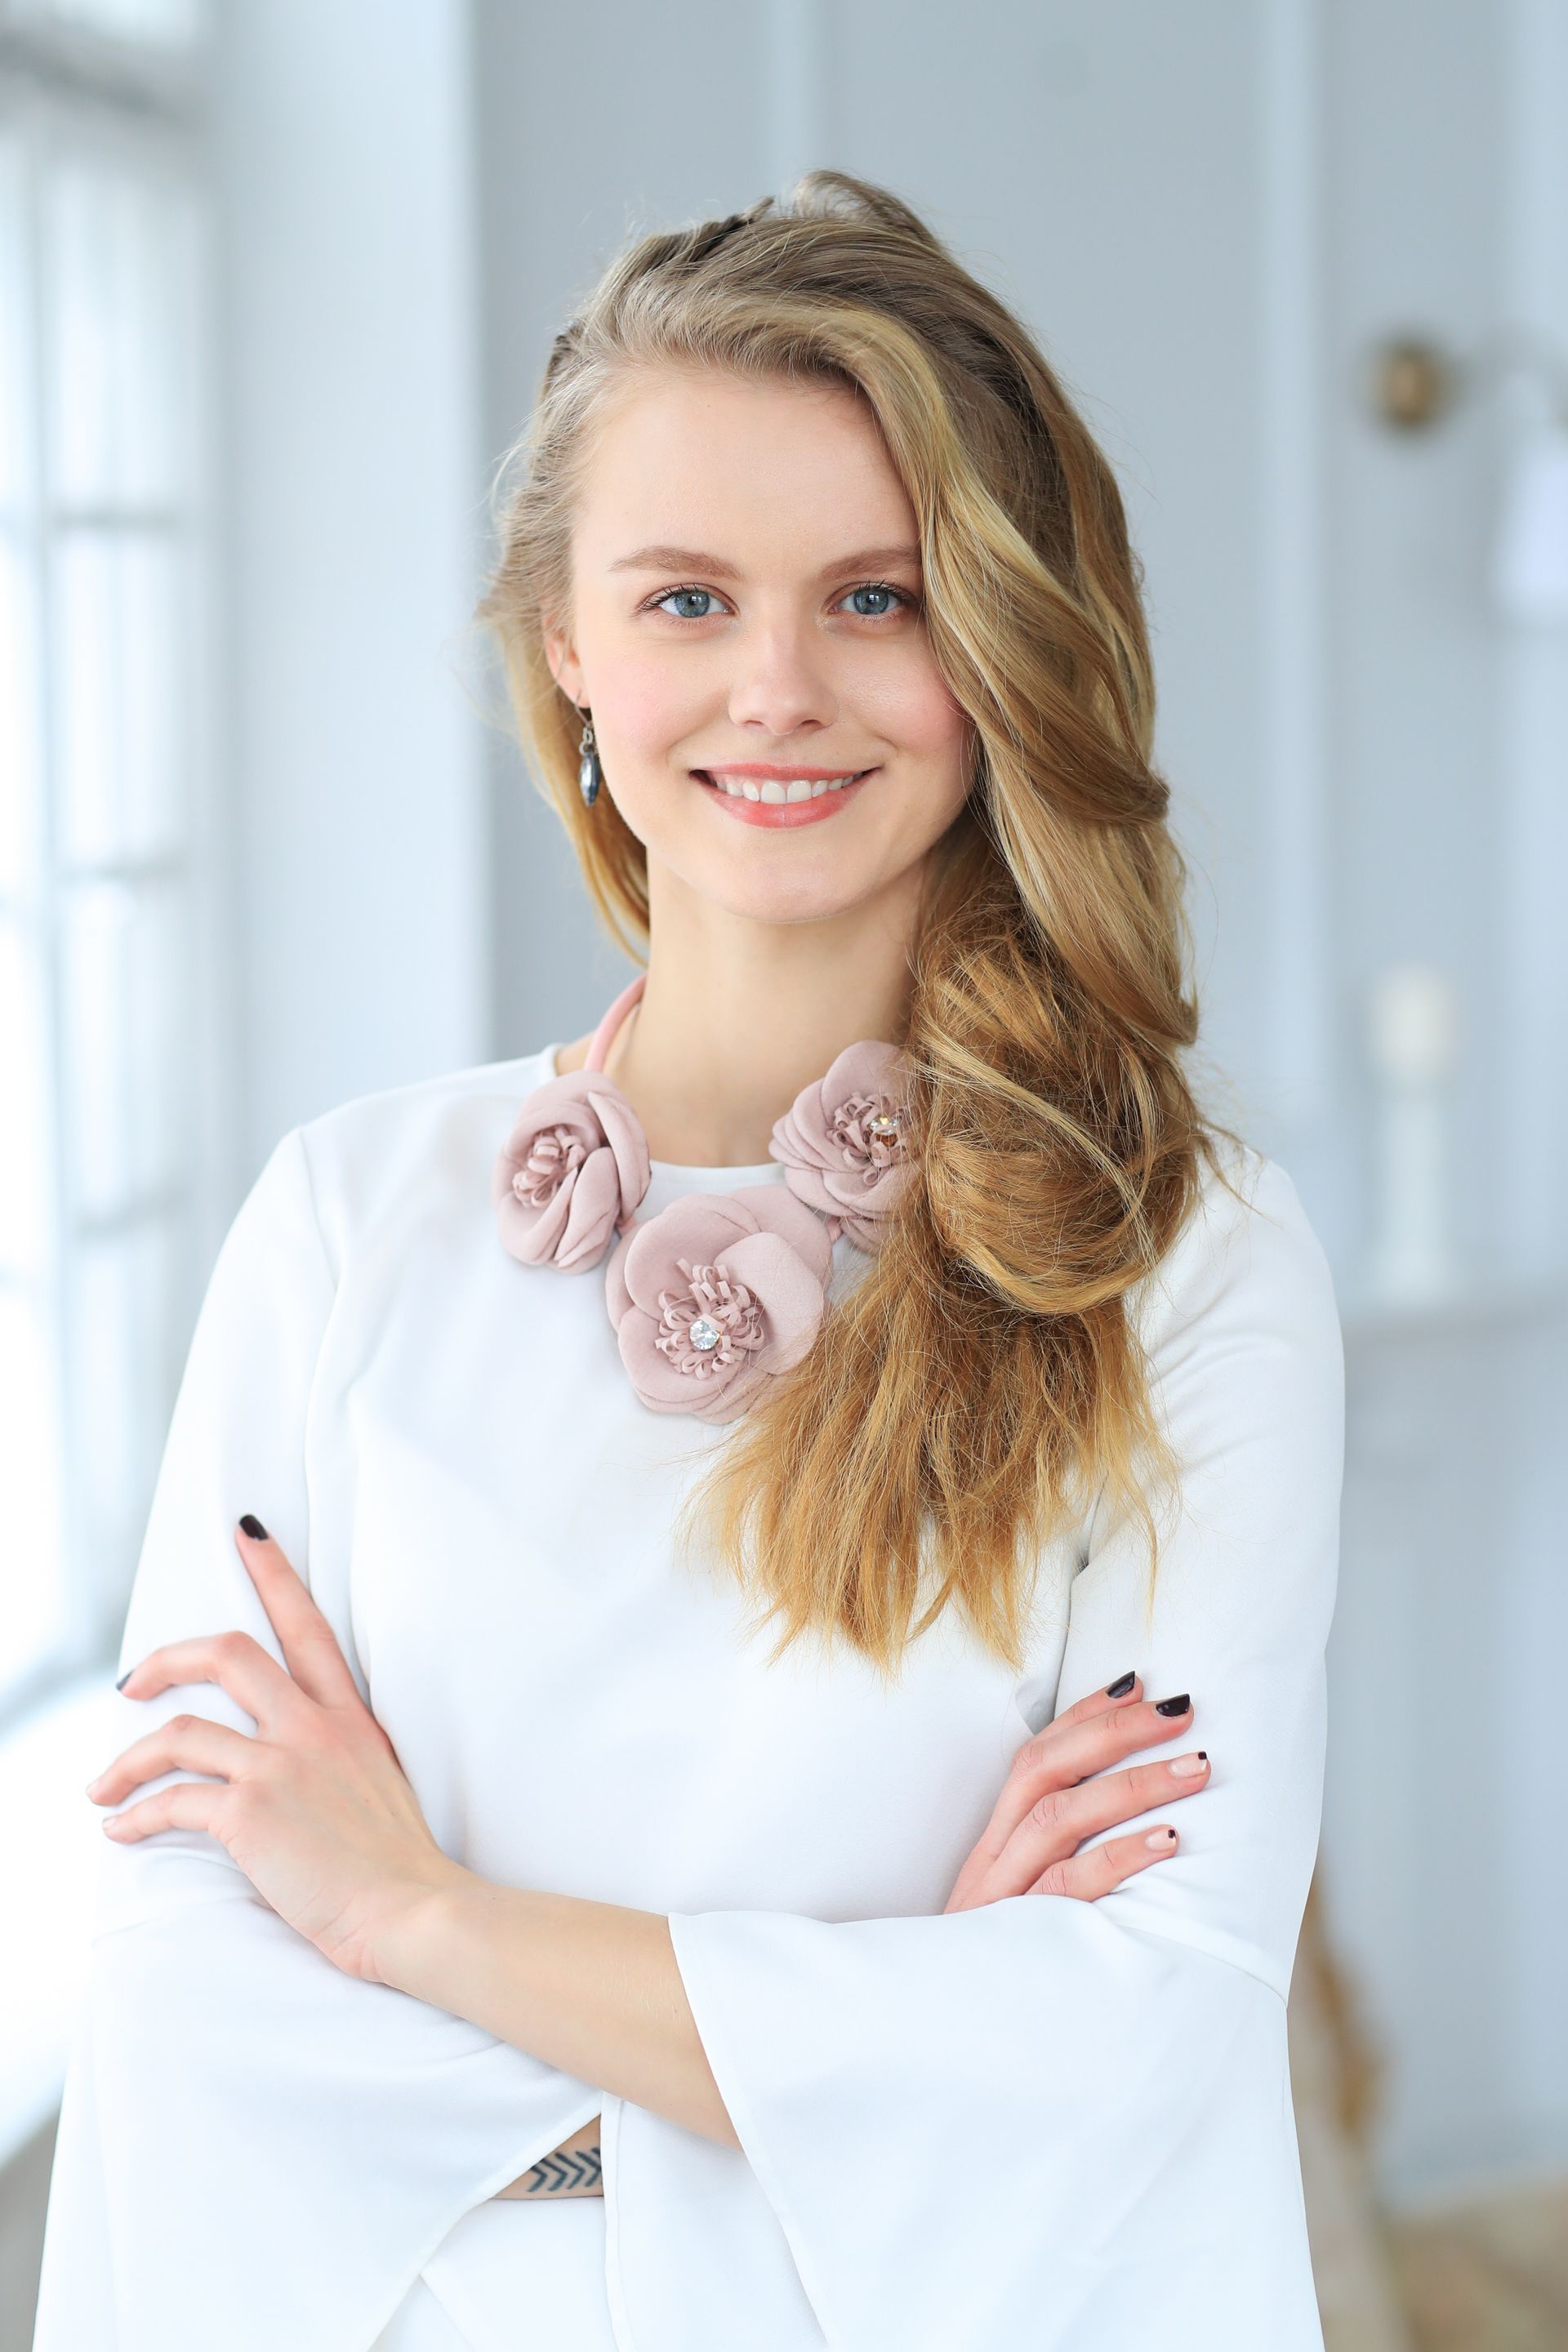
[492,975,911,1423]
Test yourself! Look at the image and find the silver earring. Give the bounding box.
[578,711,603,808]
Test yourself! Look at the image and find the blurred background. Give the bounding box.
[2,1,1566,2344]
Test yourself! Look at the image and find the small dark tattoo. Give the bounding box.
[518,2140,602,2195]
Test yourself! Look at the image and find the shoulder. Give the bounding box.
[284,1045,556,1274]
[1129,1137,1343,1391]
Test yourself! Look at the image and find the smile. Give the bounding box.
[694,765,876,829]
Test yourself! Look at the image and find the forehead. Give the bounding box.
[571,365,918,571]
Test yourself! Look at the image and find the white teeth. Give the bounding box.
[707,770,866,801]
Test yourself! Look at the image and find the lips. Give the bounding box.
[697,768,871,805]
[693,765,876,829]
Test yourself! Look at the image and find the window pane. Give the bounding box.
[58,874,190,1218]
[45,154,198,510]
[0,135,32,513]
[0,537,42,896]
[0,919,53,1274]
[53,529,186,867]
[0,1283,68,1703]
[8,0,204,53]
[68,1215,178,1624]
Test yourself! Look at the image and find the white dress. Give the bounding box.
[33,1042,1343,2352]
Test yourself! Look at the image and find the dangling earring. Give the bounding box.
[577,710,603,808]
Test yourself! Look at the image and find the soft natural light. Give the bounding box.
[0,49,207,1719]
[9,0,203,51]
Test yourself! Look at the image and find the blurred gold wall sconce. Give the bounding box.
[1367,330,1568,624]
[1370,336,1460,431]
[1366,327,1568,434]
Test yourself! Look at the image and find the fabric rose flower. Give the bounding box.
[768,1040,911,1250]
[604,1186,832,1423]
[492,1071,651,1273]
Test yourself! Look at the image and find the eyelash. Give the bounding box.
[643,580,915,621]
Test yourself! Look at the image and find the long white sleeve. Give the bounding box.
[33,1128,600,2352]
[664,1152,1342,2350]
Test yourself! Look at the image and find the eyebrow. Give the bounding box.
[608,542,923,579]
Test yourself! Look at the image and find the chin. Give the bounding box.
[697,848,888,928]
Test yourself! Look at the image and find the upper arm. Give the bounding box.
[100,1125,340,1921]
[1051,1152,1345,1994]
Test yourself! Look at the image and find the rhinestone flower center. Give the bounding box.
[656,1258,765,1379]
[829,1092,907,1185]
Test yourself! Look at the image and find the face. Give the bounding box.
[546,366,973,929]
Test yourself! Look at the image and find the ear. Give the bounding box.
[541,609,586,708]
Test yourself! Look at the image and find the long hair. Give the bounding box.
[475,172,1212,1678]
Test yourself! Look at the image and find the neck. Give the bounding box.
[592,858,922,1165]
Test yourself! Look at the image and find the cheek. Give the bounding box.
[580,645,708,770]
[865,649,972,804]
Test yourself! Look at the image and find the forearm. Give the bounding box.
[377,1872,741,2150]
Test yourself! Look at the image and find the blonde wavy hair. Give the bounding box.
[476,172,1213,1679]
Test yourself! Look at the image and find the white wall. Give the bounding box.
[216,0,488,1184]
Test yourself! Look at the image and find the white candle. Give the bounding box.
[1366,964,1460,1304]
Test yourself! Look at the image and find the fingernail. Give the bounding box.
[1169,1753,1207,1778]
[1154,1692,1191,1717]
[1145,1828,1178,1849]
[114,1671,132,1692]
[238,1513,269,1541]
[1104,1669,1136,1699]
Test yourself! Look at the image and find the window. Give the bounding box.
[0,0,211,1722]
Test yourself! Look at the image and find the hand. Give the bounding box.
[87,1518,466,1982]
[943,1673,1206,1912]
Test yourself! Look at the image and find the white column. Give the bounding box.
[215,0,487,1174]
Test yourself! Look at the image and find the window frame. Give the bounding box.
[0,0,224,1733]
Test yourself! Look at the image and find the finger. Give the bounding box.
[986,1751,1209,1899]
[87,1716,258,1806]
[1041,1670,1143,1735]
[234,1517,362,1711]
[1030,1823,1180,1900]
[989,1693,1192,1855]
[101,1780,229,1844]
[1030,1691,1194,1784]
[116,1630,304,1732]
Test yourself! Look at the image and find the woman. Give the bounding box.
[34,174,1342,2351]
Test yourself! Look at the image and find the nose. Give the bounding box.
[725,618,836,741]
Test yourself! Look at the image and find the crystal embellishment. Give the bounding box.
[688,1316,723,1352]
[866,1110,900,1138]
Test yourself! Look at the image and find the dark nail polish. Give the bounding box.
[1154,1692,1191,1717]
[1197,1751,1207,1762]
[238,1513,269,1541]
[115,1671,131,1691]
[1105,1669,1135,1699]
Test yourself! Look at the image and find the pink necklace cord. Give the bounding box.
[584,973,646,1073]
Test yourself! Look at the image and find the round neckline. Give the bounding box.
[542,1040,783,1186]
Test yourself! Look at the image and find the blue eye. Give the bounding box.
[843,583,903,617]
[655,586,723,620]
